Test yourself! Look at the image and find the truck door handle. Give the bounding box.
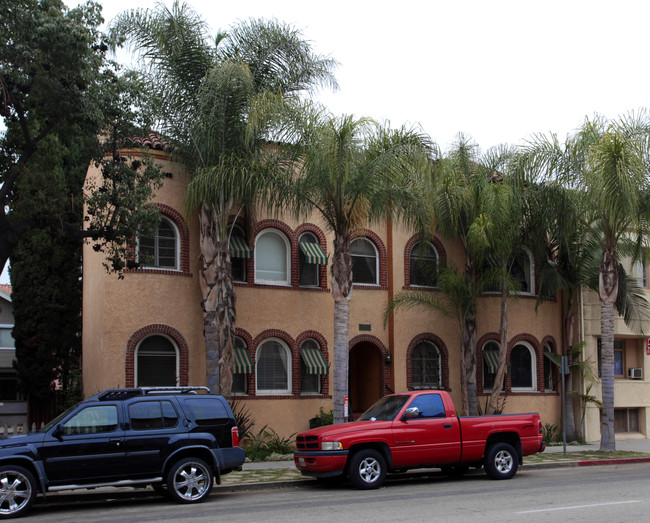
[443,424,452,429]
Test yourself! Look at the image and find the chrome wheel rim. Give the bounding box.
[358,457,381,484]
[173,462,211,501]
[0,470,32,516]
[495,450,513,473]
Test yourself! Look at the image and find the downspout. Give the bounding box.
[386,213,395,393]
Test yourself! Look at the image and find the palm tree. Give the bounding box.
[520,113,650,451]
[111,1,337,397]
[268,109,432,423]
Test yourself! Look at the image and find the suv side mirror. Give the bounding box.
[401,407,420,421]
[52,424,64,440]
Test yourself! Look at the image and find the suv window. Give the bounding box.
[63,405,119,435]
[129,400,179,430]
[183,398,229,426]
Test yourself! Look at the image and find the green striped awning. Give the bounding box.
[301,347,329,375]
[299,241,328,265]
[483,350,509,374]
[234,347,253,374]
[229,236,253,259]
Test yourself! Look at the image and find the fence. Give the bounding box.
[0,422,44,435]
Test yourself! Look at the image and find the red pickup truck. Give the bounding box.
[294,390,545,489]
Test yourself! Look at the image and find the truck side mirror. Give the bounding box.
[401,407,420,421]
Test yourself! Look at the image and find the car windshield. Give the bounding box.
[358,395,409,421]
[40,404,78,433]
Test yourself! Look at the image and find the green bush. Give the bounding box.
[310,407,333,427]
[543,422,559,443]
[243,425,296,461]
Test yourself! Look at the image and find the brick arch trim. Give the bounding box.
[125,324,189,387]
[403,234,447,288]
[406,332,450,391]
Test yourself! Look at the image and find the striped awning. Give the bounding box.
[483,350,509,374]
[229,236,253,259]
[301,347,329,375]
[234,347,253,374]
[299,242,328,265]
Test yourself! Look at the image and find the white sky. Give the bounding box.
[2,0,648,284]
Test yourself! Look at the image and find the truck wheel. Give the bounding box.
[166,457,213,503]
[0,465,37,519]
[348,450,386,489]
[484,443,518,480]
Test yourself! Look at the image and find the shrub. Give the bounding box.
[229,399,255,442]
[543,422,559,443]
[310,407,333,428]
[243,425,296,461]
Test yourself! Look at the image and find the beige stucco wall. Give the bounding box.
[82,148,565,439]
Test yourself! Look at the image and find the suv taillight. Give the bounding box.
[231,426,240,447]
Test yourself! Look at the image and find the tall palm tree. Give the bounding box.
[268,109,432,423]
[111,1,337,397]
[520,113,650,451]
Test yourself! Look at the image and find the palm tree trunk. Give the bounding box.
[198,204,236,398]
[563,303,577,441]
[487,290,508,414]
[599,247,618,451]
[331,232,353,424]
[462,310,478,416]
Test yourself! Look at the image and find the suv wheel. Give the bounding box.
[0,465,37,519]
[166,458,213,503]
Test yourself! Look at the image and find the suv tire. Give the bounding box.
[166,457,213,503]
[0,465,37,519]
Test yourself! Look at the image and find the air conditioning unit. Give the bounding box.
[628,368,643,379]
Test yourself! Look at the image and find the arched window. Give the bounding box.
[299,233,320,287]
[300,339,327,394]
[351,237,378,285]
[256,339,291,394]
[229,225,251,283]
[511,247,535,294]
[138,218,179,269]
[543,344,554,391]
[511,342,537,391]
[412,341,441,389]
[482,341,503,391]
[255,229,290,285]
[232,337,251,395]
[136,335,179,386]
[410,241,439,287]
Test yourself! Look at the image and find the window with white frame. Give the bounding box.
[136,335,179,387]
[255,229,290,285]
[511,342,536,391]
[0,324,19,400]
[138,217,179,269]
[256,339,291,394]
[632,260,647,287]
[410,241,439,287]
[510,247,534,294]
[299,233,320,287]
[351,237,378,285]
[411,340,441,389]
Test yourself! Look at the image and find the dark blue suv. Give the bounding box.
[0,387,245,518]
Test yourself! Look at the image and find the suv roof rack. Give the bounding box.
[97,387,212,401]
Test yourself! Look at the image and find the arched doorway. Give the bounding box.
[349,341,383,416]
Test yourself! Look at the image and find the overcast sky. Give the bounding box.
[3,0,649,284]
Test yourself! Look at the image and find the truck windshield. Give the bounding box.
[358,395,409,421]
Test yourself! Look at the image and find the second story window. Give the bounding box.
[255,229,290,285]
[410,241,439,287]
[351,237,378,285]
[138,218,179,269]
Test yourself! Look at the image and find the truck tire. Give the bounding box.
[166,457,214,503]
[0,465,37,519]
[484,442,518,480]
[348,449,387,489]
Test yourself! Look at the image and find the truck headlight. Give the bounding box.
[321,441,343,451]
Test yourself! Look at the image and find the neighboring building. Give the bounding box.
[0,284,27,427]
[82,146,565,437]
[580,260,650,441]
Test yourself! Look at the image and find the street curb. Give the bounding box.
[220,457,650,491]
